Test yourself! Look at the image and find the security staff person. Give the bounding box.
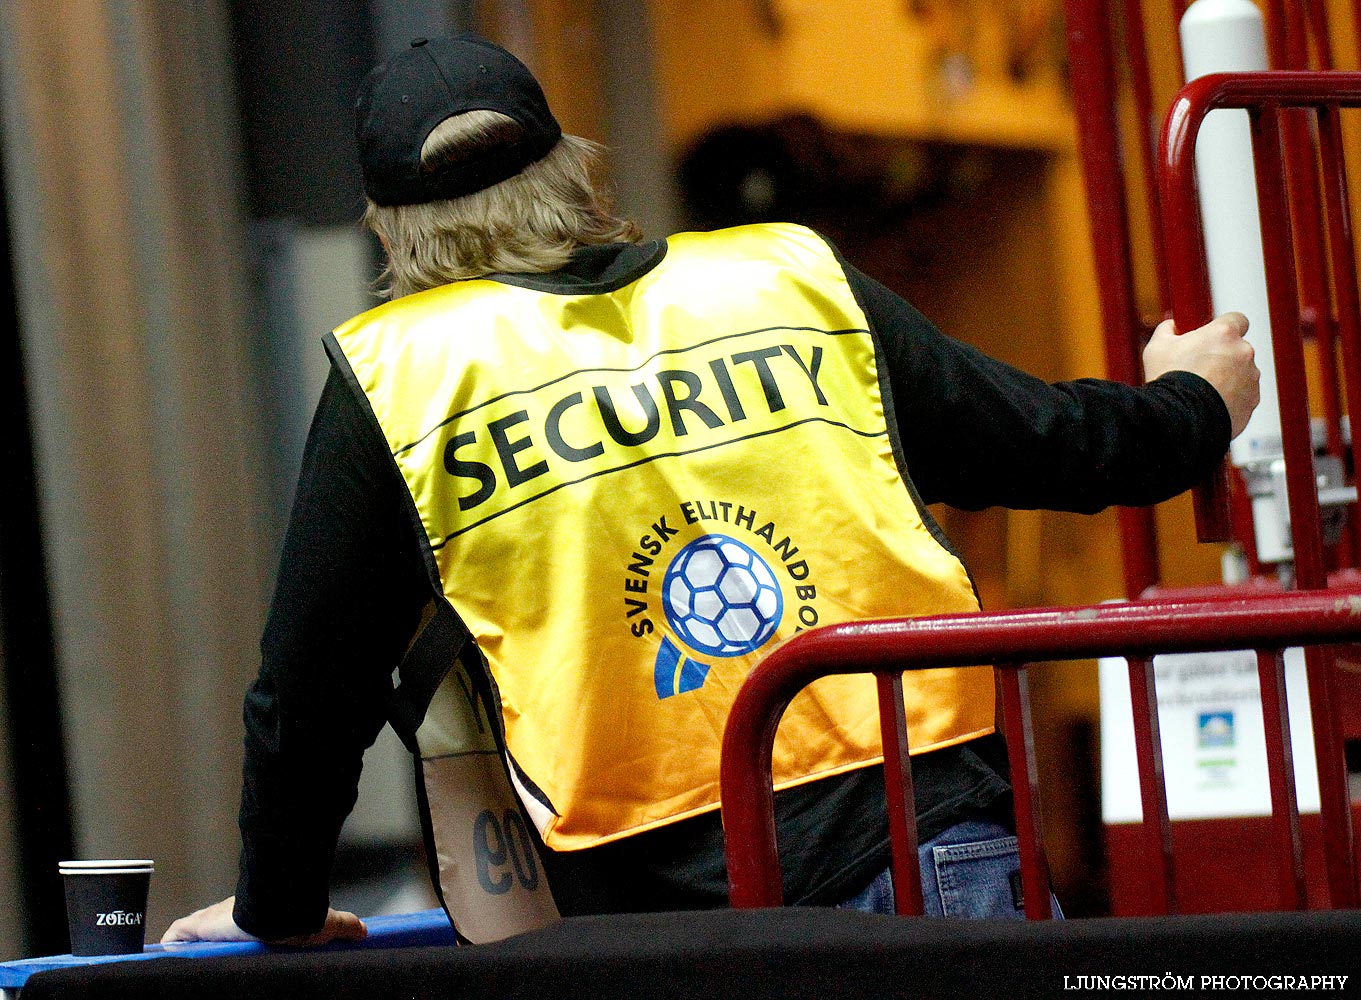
[165,34,1258,945]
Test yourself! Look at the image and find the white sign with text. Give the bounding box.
[1099,648,1320,823]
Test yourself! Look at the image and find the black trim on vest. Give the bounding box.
[324,331,449,596]
[485,239,668,296]
[388,599,471,752]
[824,238,983,605]
[324,328,549,817]
[323,331,486,749]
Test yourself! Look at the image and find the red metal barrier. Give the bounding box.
[1263,2,1354,564]
[722,589,1361,914]
[1062,0,1163,596]
[969,0,1361,922]
[1063,2,1359,567]
[1158,70,1361,907]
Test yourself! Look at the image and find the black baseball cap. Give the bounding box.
[355,34,563,206]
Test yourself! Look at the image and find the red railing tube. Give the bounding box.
[1248,103,1357,908]
[1063,0,1163,591]
[1316,104,1361,571]
[1124,0,1172,315]
[997,664,1053,919]
[1256,647,1308,909]
[1157,79,1234,542]
[1266,1,1348,485]
[876,672,925,915]
[1159,70,1361,908]
[1247,103,1328,584]
[1126,655,1176,913]
[722,589,1361,911]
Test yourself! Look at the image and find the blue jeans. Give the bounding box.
[835,819,1046,918]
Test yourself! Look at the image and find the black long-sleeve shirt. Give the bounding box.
[232,241,1230,938]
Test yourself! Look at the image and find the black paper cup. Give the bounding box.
[59,860,154,956]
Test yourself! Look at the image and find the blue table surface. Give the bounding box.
[0,909,457,988]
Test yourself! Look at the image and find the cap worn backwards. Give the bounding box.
[355,33,562,206]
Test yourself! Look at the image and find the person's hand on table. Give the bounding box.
[161,895,367,947]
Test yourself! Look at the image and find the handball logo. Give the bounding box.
[662,535,783,657]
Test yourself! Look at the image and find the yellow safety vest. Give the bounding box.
[329,222,992,860]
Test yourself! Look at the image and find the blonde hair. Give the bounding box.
[363,110,642,298]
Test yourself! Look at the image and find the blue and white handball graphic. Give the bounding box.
[662,534,783,657]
